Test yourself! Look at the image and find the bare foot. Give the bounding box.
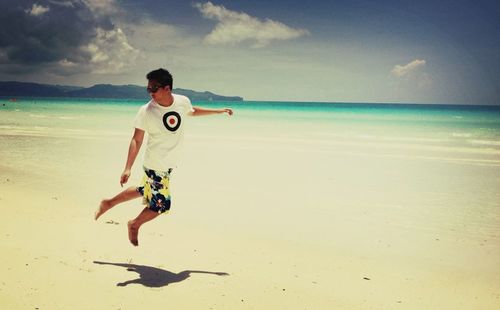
[127,221,139,246]
[95,199,112,220]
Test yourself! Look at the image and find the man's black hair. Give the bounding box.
[146,68,173,89]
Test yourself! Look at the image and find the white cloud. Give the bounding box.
[26,4,50,16]
[84,0,120,15]
[48,1,75,8]
[391,59,426,77]
[389,59,432,96]
[57,27,142,75]
[194,2,309,48]
[123,19,189,50]
[83,27,141,74]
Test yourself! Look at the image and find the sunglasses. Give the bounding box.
[147,85,164,93]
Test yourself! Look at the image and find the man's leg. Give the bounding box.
[95,186,141,220]
[128,207,160,246]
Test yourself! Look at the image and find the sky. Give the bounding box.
[0,0,499,104]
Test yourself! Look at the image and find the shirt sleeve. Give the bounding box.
[185,97,195,114]
[133,105,147,130]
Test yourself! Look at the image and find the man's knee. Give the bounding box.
[128,219,140,229]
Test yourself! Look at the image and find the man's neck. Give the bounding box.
[156,94,174,107]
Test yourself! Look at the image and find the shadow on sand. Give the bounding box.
[94,261,229,287]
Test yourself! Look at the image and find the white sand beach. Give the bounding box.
[1,101,500,309]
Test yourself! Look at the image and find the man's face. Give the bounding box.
[147,80,170,101]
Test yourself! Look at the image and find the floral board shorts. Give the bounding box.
[136,167,173,214]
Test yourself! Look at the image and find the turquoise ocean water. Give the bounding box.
[1,97,500,168]
[2,97,500,139]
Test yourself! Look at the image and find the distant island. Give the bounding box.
[0,81,243,101]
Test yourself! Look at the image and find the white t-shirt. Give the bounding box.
[134,94,194,171]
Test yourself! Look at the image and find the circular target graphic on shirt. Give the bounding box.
[162,111,181,132]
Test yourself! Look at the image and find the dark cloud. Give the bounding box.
[0,0,138,75]
[1,0,96,64]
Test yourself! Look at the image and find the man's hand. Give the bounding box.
[223,108,233,116]
[120,169,131,187]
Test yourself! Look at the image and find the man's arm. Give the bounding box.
[120,128,145,186]
[189,106,233,117]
